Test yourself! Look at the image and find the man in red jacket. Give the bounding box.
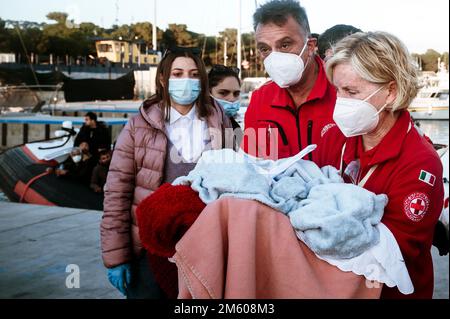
[241,0,336,163]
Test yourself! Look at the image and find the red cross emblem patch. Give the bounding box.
[404,192,430,222]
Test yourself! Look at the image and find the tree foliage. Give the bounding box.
[1,13,445,74]
[412,49,449,72]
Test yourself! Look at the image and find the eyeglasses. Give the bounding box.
[211,64,240,76]
[162,46,202,60]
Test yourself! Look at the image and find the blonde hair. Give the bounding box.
[326,31,420,111]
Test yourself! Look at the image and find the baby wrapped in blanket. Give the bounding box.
[174,145,388,259]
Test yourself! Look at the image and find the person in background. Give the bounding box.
[101,46,233,299]
[208,64,244,145]
[55,142,96,186]
[316,31,444,298]
[74,112,111,158]
[90,149,112,193]
[317,24,362,62]
[311,32,320,55]
[242,0,337,162]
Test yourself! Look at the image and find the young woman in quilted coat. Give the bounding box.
[100,48,233,299]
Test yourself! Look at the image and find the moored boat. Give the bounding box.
[0,119,125,210]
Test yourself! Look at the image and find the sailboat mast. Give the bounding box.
[237,0,242,78]
[224,37,228,66]
[152,0,157,51]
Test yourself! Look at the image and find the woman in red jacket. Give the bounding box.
[315,31,444,298]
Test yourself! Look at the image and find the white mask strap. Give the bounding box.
[299,38,309,57]
[375,103,389,116]
[364,85,388,116]
[210,95,239,104]
[363,85,385,102]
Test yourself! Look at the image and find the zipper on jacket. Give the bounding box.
[295,109,302,153]
[271,105,302,152]
[307,120,313,161]
[257,120,289,146]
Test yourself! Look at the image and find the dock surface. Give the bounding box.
[0,202,448,299]
[0,202,121,299]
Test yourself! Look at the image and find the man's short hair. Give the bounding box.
[253,0,311,36]
[318,24,362,59]
[85,112,97,122]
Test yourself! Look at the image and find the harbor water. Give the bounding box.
[417,120,449,145]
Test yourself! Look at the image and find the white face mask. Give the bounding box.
[71,155,82,163]
[263,39,310,88]
[333,86,388,138]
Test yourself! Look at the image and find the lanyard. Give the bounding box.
[339,143,378,187]
[339,121,413,188]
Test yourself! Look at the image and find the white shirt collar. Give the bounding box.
[168,105,197,125]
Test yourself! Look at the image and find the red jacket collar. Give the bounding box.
[271,55,329,108]
[344,111,412,166]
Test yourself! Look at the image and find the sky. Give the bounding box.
[0,0,449,54]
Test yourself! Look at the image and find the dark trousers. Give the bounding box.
[126,251,167,299]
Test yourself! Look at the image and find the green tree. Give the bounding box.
[218,28,237,67]
[241,31,264,77]
[5,22,44,63]
[421,49,441,72]
[0,18,11,53]
[167,24,199,47]
[441,52,449,70]
[162,28,177,51]
[198,34,217,66]
[46,12,68,25]
[40,12,100,58]
[108,22,163,51]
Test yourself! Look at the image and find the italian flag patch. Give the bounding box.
[419,170,436,186]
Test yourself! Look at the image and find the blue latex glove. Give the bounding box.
[107,264,132,296]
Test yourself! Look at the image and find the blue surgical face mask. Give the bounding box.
[211,96,241,117]
[168,78,201,105]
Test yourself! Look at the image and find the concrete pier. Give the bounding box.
[0,202,122,299]
[0,202,448,299]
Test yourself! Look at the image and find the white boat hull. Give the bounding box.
[409,96,449,120]
[409,109,449,120]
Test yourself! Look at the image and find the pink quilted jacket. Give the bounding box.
[101,100,233,268]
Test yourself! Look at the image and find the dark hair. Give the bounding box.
[311,33,320,41]
[146,47,212,121]
[318,24,362,59]
[85,112,97,122]
[208,65,241,90]
[99,149,111,157]
[253,0,310,36]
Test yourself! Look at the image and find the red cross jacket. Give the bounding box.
[315,110,444,299]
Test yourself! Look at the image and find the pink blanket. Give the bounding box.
[171,197,382,299]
